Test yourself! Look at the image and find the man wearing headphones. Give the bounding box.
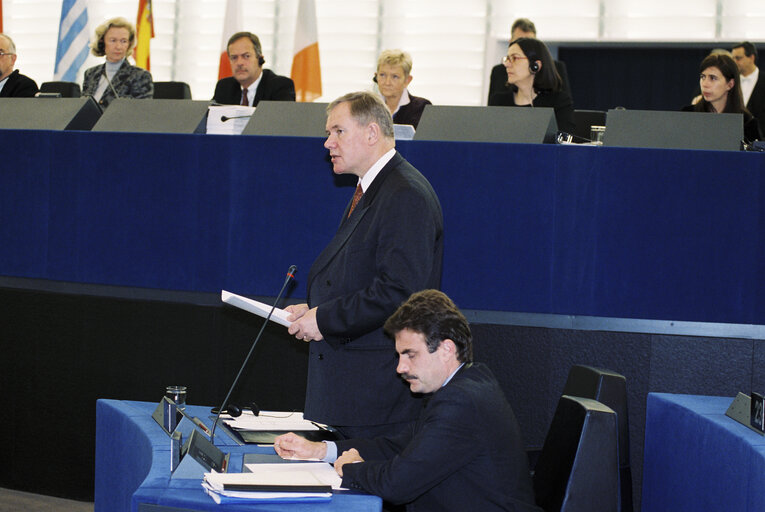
[213,32,295,106]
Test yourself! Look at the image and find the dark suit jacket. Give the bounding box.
[338,363,541,512]
[393,94,431,128]
[304,152,443,428]
[746,71,765,138]
[0,70,39,97]
[82,60,153,108]
[489,60,572,104]
[489,87,575,134]
[212,69,295,106]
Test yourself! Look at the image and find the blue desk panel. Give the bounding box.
[94,399,380,512]
[642,393,765,511]
[2,130,764,324]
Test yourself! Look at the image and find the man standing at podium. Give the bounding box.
[286,91,443,440]
[0,34,38,97]
[213,32,295,106]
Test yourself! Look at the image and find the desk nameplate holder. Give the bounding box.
[171,429,229,479]
[725,392,765,435]
[151,397,212,439]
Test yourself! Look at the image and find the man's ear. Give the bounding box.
[367,122,380,145]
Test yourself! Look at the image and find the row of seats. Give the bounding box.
[534,364,631,512]
[38,80,192,100]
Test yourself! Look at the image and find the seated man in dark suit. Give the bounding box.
[276,290,541,512]
[213,31,295,106]
[0,33,39,97]
[487,18,571,104]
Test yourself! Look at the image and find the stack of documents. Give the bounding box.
[221,290,292,327]
[202,463,341,504]
[221,410,333,444]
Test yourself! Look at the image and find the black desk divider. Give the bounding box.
[243,101,328,137]
[603,109,743,151]
[413,105,558,143]
[92,98,210,133]
[0,97,101,130]
[152,396,213,439]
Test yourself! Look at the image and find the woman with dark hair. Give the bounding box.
[82,17,153,108]
[488,37,574,134]
[682,53,761,142]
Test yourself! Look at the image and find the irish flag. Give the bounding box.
[291,0,322,102]
[134,0,154,70]
[218,0,242,80]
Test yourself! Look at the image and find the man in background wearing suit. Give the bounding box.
[487,18,571,104]
[213,31,295,106]
[0,33,38,97]
[286,91,444,440]
[276,290,541,512]
[732,41,765,137]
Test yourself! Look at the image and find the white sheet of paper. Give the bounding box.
[206,105,255,135]
[221,410,322,431]
[221,290,292,327]
[242,463,344,490]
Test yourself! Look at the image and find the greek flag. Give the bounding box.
[54,0,90,82]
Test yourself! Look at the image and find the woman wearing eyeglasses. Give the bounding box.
[82,17,153,108]
[681,53,761,143]
[488,37,574,134]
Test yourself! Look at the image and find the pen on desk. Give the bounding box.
[310,421,327,431]
[191,416,211,435]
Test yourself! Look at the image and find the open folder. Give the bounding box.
[221,290,292,327]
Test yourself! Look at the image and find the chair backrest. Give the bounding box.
[533,395,620,512]
[563,365,632,512]
[571,110,606,140]
[40,81,81,98]
[153,81,192,99]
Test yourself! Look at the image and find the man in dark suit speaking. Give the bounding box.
[277,290,541,512]
[286,91,444,440]
[213,31,295,106]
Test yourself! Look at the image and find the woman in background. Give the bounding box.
[375,49,431,128]
[488,37,575,134]
[82,17,153,108]
[683,53,761,142]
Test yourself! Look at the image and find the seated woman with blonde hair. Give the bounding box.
[682,53,761,142]
[82,17,153,108]
[374,49,431,128]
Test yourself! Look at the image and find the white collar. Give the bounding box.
[358,148,396,192]
[442,363,465,388]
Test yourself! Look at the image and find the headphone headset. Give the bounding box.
[258,55,265,66]
[529,61,540,74]
[372,73,377,83]
[211,401,260,417]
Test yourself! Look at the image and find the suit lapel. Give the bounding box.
[307,153,402,288]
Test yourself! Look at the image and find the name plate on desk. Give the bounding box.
[725,392,765,435]
[172,429,229,479]
[751,392,765,432]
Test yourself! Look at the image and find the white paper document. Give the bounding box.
[203,464,337,503]
[221,290,292,328]
[206,105,255,135]
[222,410,322,431]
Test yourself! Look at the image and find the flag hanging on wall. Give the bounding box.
[134,0,154,70]
[291,0,322,102]
[218,0,242,80]
[54,0,90,82]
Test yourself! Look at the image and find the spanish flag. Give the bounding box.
[134,0,154,70]
[291,0,322,102]
[218,0,242,80]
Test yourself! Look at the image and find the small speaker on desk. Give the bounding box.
[413,105,558,144]
[602,109,743,151]
[243,101,328,137]
[92,98,210,134]
[0,97,101,130]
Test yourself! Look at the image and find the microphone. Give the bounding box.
[221,114,254,122]
[209,264,297,444]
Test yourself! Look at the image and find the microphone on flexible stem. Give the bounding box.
[210,265,297,445]
[221,114,254,122]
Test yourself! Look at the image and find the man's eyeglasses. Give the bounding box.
[502,54,528,65]
[0,50,15,57]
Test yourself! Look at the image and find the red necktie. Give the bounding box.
[348,184,363,218]
[240,88,248,106]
